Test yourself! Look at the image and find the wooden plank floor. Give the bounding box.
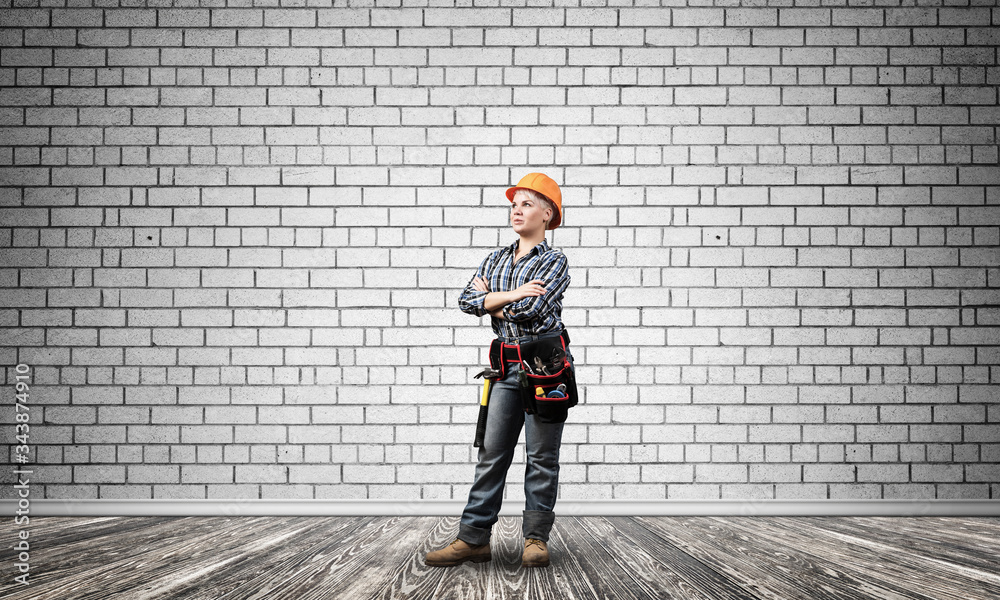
[3,516,999,599]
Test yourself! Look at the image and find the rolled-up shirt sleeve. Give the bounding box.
[502,251,570,323]
[458,252,494,317]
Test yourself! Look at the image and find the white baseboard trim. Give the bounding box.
[6,499,999,517]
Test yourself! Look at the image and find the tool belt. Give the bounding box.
[488,330,578,424]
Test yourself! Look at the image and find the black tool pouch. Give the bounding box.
[488,338,506,383]
[488,332,578,424]
[516,335,578,424]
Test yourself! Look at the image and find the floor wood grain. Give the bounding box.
[3,516,998,599]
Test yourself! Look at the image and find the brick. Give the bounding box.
[268,48,321,66]
[129,466,179,484]
[422,8,508,27]
[696,464,746,483]
[1,9,50,27]
[750,464,801,482]
[804,464,857,482]
[2,48,53,67]
[642,464,694,483]
[76,465,126,483]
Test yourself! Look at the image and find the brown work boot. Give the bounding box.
[522,538,550,567]
[424,538,492,567]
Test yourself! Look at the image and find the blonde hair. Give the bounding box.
[512,188,555,228]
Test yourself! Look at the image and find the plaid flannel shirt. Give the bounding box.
[458,238,570,339]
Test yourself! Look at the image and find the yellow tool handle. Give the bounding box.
[480,378,492,406]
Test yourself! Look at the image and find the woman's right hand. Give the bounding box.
[512,279,547,301]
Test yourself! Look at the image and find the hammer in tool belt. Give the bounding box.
[473,368,503,447]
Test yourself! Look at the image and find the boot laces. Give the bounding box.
[526,538,545,548]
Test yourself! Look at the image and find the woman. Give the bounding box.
[425,172,574,569]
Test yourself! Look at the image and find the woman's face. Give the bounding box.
[510,191,551,235]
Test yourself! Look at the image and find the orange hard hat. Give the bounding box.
[505,172,563,230]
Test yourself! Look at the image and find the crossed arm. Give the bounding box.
[471,276,548,321]
[458,251,569,321]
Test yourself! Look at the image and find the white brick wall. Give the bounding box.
[1,1,998,503]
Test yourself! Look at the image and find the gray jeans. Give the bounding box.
[458,337,573,545]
